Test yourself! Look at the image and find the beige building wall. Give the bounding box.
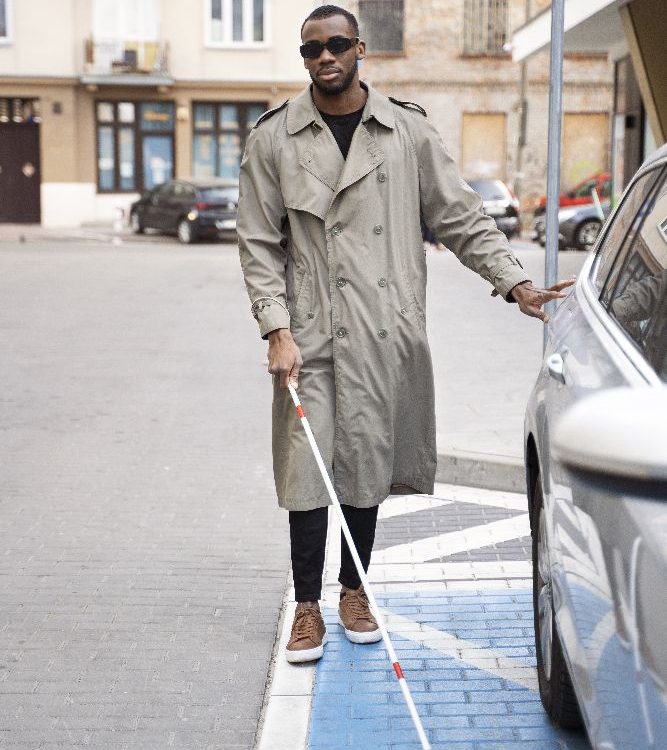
[0,0,314,226]
[336,0,613,215]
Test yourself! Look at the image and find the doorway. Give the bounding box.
[0,123,41,223]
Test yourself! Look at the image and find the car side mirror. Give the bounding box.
[552,388,667,495]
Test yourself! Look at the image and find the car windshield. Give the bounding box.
[198,187,239,203]
[467,180,508,201]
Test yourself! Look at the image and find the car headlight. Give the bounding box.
[187,210,199,221]
[557,207,579,222]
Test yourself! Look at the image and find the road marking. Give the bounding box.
[371,514,530,564]
[320,595,538,691]
[378,495,451,519]
[432,482,527,511]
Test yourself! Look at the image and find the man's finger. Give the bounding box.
[551,277,576,290]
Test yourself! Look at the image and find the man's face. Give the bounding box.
[301,15,365,96]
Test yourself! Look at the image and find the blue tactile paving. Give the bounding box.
[307,590,591,750]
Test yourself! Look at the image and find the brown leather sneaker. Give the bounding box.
[338,586,382,644]
[286,602,327,663]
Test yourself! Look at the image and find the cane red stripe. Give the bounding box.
[296,405,305,418]
[393,662,404,680]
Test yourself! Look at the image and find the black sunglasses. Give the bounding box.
[300,35,359,59]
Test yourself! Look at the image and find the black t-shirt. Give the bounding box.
[318,106,365,159]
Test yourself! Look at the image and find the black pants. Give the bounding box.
[289,505,379,602]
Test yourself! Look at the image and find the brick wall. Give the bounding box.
[329,0,613,217]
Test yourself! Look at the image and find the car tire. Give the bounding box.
[177,218,196,245]
[532,473,582,729]
[574,219,601,251]
[130,211,144,234]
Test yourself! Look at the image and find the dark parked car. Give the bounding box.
[466,178,521,239]
[524,144,667,747]
[129,178,239,244]
[532,201,612,251]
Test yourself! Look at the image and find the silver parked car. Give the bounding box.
[524,144,667,748]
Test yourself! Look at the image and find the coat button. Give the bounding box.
[307,312,315,319]
[331,225,342,236]
[336,277,347,288]
[378,278,387,287]
[377,172,387,182]
[378,329,388,338]
[336,327,347,338]
[373,225,383,234]
[400,308,407,315]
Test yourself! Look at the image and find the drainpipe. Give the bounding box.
[544,0,564,351]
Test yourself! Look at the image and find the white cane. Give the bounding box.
[287,384,431,750]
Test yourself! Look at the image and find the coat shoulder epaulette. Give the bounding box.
[253,99,289,128]
[388,97,427,118]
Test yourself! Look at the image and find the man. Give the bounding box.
[238,4,573,663]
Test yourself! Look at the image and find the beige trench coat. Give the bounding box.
[238,84,529,511]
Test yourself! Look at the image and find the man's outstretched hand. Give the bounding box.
[501,278,576,323]
[267,328,302,388]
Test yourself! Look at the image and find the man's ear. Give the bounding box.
[357,40,366,60]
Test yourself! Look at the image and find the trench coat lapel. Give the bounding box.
[334,122,384,196]
[287,88,343,192]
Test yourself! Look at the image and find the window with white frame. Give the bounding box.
[208,0,265,45]
[0,0,11,41]
[463,0,508,56]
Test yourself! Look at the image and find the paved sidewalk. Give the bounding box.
[259,483,591,750]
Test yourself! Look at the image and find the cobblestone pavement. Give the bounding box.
[0,242,288,749]
[259,484,592,750]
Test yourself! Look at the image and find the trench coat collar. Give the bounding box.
[286,81,395,135]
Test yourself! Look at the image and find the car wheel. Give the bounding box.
[532,473,582,729]
[130,211,144,234]
[177,219,196,244]
[575,219,601,251]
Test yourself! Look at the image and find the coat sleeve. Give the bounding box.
[416,121,531,301]
[237,125,290,338]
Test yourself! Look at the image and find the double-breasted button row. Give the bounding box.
[335,326,387,339]
[373,225,383,235]
[331,224,342,236]
[336,277,347,288]
[377,172,387,183]
[378,277,387,287]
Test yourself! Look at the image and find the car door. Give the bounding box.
[142,182,170,229]
[543,162,667,744]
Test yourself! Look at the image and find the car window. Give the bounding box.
[467,180,508,201]
[572,178,597,199]
[591,167,664,294]
[199,187,239,204]
[605,171,667,380]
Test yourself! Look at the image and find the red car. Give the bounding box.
[533,171,611,216]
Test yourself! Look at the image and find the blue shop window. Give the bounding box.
[143,135,173,189]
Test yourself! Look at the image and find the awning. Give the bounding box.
[512,0,627,61]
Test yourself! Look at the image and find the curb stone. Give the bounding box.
[436,450,524,494]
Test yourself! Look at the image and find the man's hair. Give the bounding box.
[300,4,359,38]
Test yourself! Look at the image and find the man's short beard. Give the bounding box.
[311,62,357,96]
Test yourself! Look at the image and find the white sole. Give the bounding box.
[285,631,328,663]
[338,616,382,644]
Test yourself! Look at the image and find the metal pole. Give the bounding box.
[544,0,565,351]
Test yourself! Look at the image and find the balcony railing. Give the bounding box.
[84,38,170,77]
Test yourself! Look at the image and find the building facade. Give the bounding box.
[0,0,615,227]
[513,0,665,204]
[338,0,613,214]
[0,0,313,226]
